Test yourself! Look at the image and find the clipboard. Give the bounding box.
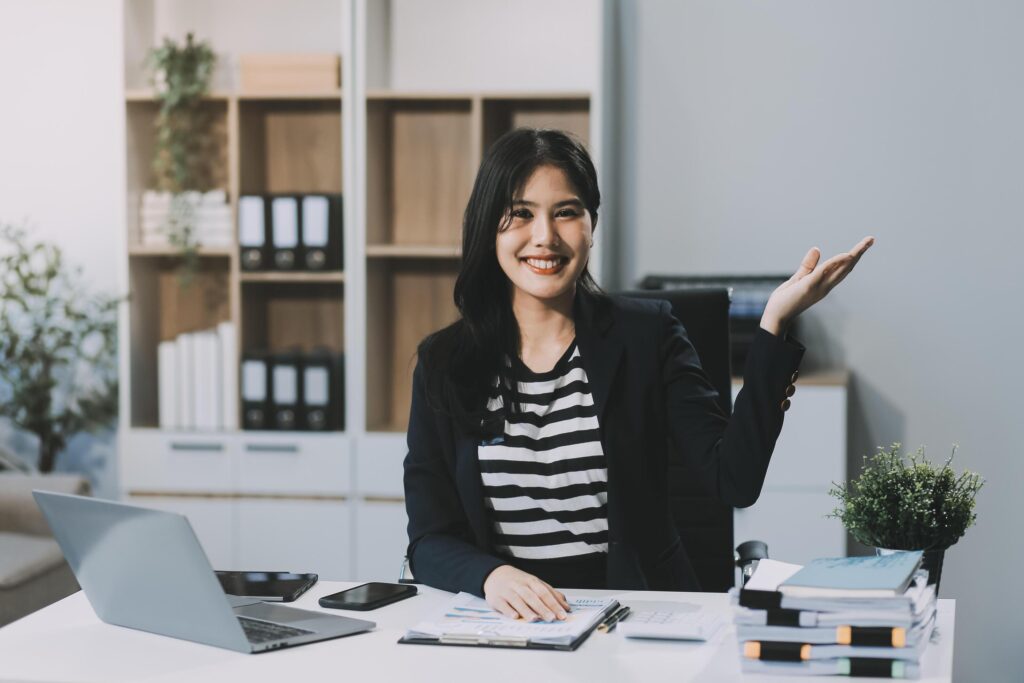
[397,597,619,651]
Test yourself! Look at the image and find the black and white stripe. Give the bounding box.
[481,342,609,561]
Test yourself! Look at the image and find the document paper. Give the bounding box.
[406,592,616,646]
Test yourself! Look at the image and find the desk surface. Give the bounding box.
[0,582,955,683]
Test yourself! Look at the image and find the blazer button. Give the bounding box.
[785,384,796,397]
[780,398,791,412]
[790,370,800,383]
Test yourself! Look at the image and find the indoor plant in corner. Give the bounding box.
[829,443,983,593]
[0,224,119,473]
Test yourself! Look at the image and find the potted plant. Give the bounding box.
[146,32,217,282]
[0,224,119,473]
[829,443,983,593]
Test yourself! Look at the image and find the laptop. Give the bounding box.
[33,491,375,653]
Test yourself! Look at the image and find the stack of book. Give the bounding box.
[731,553,936,679]
[139,190,233,247]
[157,321,238,431]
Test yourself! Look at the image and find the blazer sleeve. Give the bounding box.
[660,301,805,508]
[403,361,506,596]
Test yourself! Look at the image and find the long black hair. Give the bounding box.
[419,128,604,437]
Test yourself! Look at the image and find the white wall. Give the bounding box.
[0,0,124,497]
[619,1,1022,680]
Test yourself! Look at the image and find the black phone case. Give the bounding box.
[318,584,418,611]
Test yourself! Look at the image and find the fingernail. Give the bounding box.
[558,611,567,619]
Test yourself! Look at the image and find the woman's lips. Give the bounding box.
[521,256,567,275]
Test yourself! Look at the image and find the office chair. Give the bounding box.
[617,287,737,593]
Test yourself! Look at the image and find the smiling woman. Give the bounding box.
[403,128,872,623]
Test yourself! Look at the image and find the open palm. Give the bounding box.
[761,236,875,335]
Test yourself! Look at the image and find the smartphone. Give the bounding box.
[318,582,417,611]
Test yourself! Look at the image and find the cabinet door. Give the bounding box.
[236,433,350,495]
[236,498,352,579]
[354,499,409,581]
[125,495,236,569]
[121,430,235,493]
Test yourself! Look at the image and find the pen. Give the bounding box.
[597,605,631,633]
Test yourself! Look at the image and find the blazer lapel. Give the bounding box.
[454,433,492,548]
[574,292,624,425]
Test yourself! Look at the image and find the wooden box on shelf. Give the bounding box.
[239,54,341,95]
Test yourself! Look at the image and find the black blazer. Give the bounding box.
[403,293,804,596]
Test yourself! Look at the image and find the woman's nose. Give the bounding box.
[531,213,559,246]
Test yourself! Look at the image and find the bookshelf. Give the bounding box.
[118,0,607,580]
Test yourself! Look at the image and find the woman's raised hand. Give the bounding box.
[482,565,570,621]
[760,236,875,336]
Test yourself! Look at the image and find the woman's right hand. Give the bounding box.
[483,565,570,621]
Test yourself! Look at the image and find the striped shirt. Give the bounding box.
[480,340,609,562]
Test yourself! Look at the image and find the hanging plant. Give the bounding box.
[146,33,217,284]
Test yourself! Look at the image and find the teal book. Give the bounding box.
[778,552,923,599]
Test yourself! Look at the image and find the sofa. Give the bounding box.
[0,473,89,626]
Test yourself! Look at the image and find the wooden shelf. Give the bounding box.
[236,90,342,101]
[126,89,340,102]
[125,89,233,102]
[366,244,460,259]
[128,245,234,258]
[365,90,590,101]
[240,271,345,283]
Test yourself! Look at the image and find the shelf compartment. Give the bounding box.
[482,96,590,152]
[238,99,342,195]
[366,98,475,247]
[128,256,233,428]
[241,281,344,354]
[365,259,459,432]
[125,99,230,248]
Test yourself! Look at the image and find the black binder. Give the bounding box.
[241,352,270,430]
[300,351,344,431]
[270,196,300,270]
[301,194,343,271]
[238,195,268,271]
[270,352,301,430]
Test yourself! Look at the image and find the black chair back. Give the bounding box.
[618,287,735,592]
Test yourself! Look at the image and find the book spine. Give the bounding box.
[743,640,810,662]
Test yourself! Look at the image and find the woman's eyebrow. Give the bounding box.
[512,198,584,208]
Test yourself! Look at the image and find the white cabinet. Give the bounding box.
[125,494,236,570]
[732,373,848,565]
[236,498,352,579]
[354,499,409,582]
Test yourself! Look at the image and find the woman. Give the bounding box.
[404,129,872,622]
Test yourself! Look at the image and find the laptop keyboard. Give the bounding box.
[238,616,314,644]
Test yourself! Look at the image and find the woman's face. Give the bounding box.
[495,165,593,310]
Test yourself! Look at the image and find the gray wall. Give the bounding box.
[617,1,1022,680]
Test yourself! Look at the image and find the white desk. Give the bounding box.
[0,582,955,683]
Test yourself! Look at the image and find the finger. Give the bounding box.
[532,581,568,620]
[788,247,821,283]
[506,592,539,621]
[552,587,571,612]
[491,596,519,620]
[849,235,875,257]
[515,584,556,622]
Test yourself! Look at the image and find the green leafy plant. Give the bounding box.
[829,443,983,550]
[0,224,119,472]
[146,33,217,282]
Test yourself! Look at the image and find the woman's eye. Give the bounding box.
[556,209,579,218]
[511,209,532,219]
